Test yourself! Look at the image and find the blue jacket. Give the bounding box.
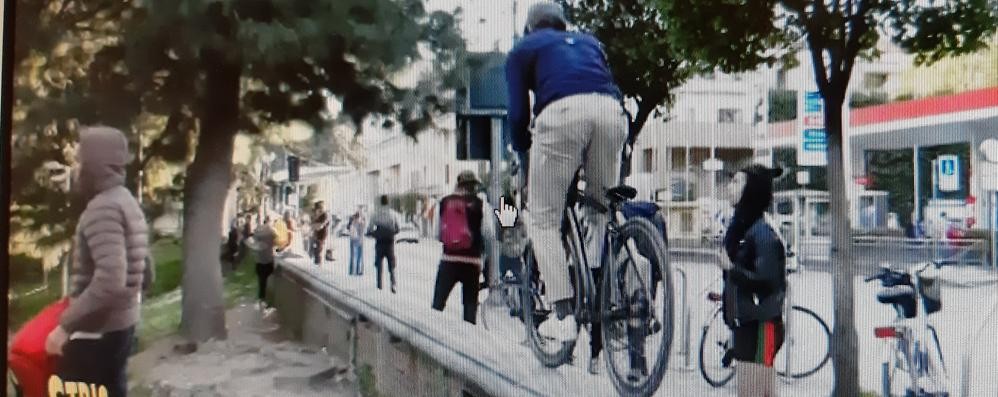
[505,28,621,152]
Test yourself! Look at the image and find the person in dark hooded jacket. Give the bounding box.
[719,164,786,397]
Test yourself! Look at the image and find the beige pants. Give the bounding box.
[526,93,627,303]
[737,361,778,397]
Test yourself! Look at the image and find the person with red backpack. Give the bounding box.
[431,171,495,324]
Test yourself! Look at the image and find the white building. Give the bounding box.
[329,119,481,218]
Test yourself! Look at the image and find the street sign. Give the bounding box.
[703,158,724,172]
[287,155,300,182]
[937,154,959,192]
[797,91,828,166]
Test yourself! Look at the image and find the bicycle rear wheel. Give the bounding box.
[600,217,674,396]
[521,243,577,367]
[698,307,735,388]
[775,306,831,379]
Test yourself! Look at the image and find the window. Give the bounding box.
[642,148,655,172]
[671,148,687,170]
[776,199,793,215]
[718,108,741,124]
[445,165,450,184]
[776,69,787,90]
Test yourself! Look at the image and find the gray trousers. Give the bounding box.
[526,94,627,303]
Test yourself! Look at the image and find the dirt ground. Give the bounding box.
[128,300,356,397]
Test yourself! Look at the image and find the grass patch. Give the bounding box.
[357,364,381,397]
[146,238,184,297]
[10,237,263,352]
[135,248,261,350]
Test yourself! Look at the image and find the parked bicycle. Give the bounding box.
[514,168,674,397]
[865,261,949,397]
[698,259,831,387]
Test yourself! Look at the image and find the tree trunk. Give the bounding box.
[178,58,241,343]
[825,95,860,397]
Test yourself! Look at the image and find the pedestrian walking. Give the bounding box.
[367,196,401,293]
[223,218,241,272]
[310,201,330,265]
[249,216,277,309]
[719,164,787,397]
[431,171,495,324]
[347,207,367,276]
[45,126,149,397]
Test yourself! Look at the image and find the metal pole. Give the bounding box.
[992,191,997,270]
[710,125,717,203]
[685,146,691,201]
[489,117,504,288]
[914,146,921,226]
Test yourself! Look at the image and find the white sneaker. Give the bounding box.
[538,315,577,343]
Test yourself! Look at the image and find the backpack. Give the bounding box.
[274,220,290,248]
[439,195,478,254]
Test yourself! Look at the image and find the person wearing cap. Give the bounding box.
[719,164,787,397]
[505,1,627,343]
[45,126,150,397]
[431,170,495,324]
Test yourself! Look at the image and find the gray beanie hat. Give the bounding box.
[525,2,568,32]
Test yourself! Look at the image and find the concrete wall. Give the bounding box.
[270,266,491,397]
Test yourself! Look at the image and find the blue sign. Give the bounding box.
[937,154,960,192]
[805,92,823,113]
[940,159,956,176]
[804,142,828,151]
[803,129,826,140]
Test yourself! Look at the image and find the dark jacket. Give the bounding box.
[723,217,787,328]
[505,28,622,152]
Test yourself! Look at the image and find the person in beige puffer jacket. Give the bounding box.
[45,126,149,397]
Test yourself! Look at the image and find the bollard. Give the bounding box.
[672,265,693,370]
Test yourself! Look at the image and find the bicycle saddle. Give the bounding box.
[877,285,917,318]
[606,185,637,202]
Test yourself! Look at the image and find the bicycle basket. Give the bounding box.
[918,267,942,315]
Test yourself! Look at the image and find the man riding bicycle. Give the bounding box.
[506,2,627,344]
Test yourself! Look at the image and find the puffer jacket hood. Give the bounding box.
[76,126,130,200]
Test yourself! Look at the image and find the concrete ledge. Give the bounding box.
[272,254,612,397]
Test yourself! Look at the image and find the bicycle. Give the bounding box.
[697,240,831,387]
[515,168,674,397]
[865,262,949,397]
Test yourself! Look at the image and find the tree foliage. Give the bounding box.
[555,0,706,177]
[11,0,467,342]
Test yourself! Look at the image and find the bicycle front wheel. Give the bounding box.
[775,306,831,379]
[600,217,674,396]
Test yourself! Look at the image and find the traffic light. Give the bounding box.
[287,155,300,182]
